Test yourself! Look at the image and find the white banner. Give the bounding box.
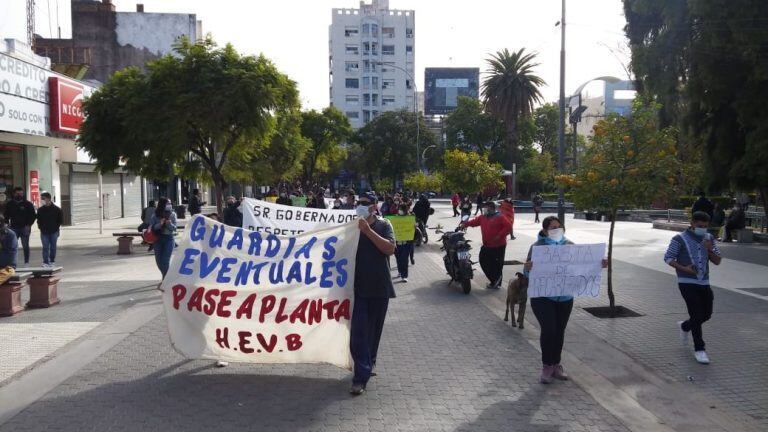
[239,198,357,236]
[161,215,360,369]
[528,243,606,298]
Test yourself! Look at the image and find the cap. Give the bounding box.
[359,192,377,204]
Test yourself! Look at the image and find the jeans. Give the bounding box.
[679,283,714,351]
[12,227,30,264]
[479,245,506,285]
[531,297,574,365]
[154,234,175,278]
[350,296,390,386]
[394,243,412,278]
[41,231,60,264]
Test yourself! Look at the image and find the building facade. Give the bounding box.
[329,0,415,129]
[424,67,479,116]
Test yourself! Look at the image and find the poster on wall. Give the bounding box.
[29,170,40,207]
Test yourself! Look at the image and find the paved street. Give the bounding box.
[1,207,767,431]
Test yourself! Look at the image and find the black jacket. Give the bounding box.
[223,203,243,227]
[188,195,202,215]
[37,204,63,234]
[4,199,37,229]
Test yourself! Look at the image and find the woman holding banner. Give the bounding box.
[524,216,607,384]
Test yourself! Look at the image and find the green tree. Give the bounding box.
[403,171,444,194]
[517,150,556,195]
[353,110,437,183]
[558,99,681,314]
[300,107,352,182]
[79,37,299,213]
[482,48,546,172]
[443,96,504,154]
[624,0,768,218]
[534,103,559,156]
[442,149,504,195]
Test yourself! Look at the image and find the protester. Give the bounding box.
[223,196,243,227]
[149,198,177,279]
[393,203,414,283]
[188,189,203,216]
[4,187,36,265]
[350,192,396,396]
[0,216,18,269]
[140,200,156,231]
[451,192,461,217]
[691,192,714,219]
[474,192,484,216]
[340,191,356,209]
[332,198,342,210]
[723,203,746,242]
[461,201,512,289]
[532,192,544,223]
[459,196,473,217]
[664,211,721,364]
[524,216,608,383]
[412,194,431,226]
[36,192,63,267]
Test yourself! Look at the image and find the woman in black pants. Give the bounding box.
[524,216,607,383]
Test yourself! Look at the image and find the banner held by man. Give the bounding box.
[239,198,356,236]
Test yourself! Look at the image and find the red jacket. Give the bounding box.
[451,194,460,206]
[500,200,515,226]
[464,212,512,248]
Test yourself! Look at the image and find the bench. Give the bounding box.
[0,272,33,317]
[113,232,144,255]
[17,266,62,308]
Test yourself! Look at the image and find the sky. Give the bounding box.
[23,0,631,110]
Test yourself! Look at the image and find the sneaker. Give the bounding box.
[677,321,689,346]
[694,351,710,364]
[540,365,554,384]
[553,364,569,381]
[216,361,229,367]
[410,258,415,265]
[402,278,408,283]
[350,383,365,395]
[42,263,51,268]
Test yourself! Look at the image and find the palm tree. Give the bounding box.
[482,48,546,172]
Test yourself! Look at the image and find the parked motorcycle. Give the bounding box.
[439,215,474,294]
[414,218,429,246]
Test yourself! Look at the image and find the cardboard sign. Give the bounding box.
[528,243,606,298]
[292,196,307,208]
[239,198,356,236]
[385,215,416,242]
[161,215,360,369]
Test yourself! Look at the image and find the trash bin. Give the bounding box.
[175,205,187,219]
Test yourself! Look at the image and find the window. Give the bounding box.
[371,76,379,90]
[345,26,359,37]
[382,27,395,38]
[372,94,379,106]
[406,45,413,54]
[406,79,412,90]
[381,62,396,72]
[382,45,395,56]
[362,77,370,90]
[362,42,370,55]
[363,110,371,123]
[370,24,379,37]
[362,23,370,35]
[382,79,395,89]
[345,111,359,119]
[363,60,377,72]
[382,95,396,106]
[363,93,371,106]
[345,44,359,55]
[345,78,359,88]
[345,95,359,105]
[406,28,414,38]
[345,61,359,72]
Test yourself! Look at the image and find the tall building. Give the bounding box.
[329,0,415,129]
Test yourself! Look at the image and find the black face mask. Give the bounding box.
[14,195,23,202]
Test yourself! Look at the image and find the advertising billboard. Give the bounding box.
[424,68,479,115]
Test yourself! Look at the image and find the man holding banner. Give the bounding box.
[350,192,396,395]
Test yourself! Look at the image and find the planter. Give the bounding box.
[27,277,61,308]
[117,236,134,255]
[0,281,26,317]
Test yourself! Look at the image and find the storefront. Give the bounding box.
[0,40,144,224]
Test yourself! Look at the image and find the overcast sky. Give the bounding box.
[30,0,631,109]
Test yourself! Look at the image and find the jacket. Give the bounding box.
[0,228,17,268]
[36,204,63,235]
[4,199,37,229]
[223,203,243,227]
[188,195,202,215]
[150,212,177,236]
[464,212,512,248]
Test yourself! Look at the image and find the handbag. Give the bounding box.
[142,228,159,245]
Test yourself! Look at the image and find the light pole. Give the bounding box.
[567,76,622,172]
[373,61,420,171]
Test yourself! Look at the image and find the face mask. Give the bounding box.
[356,205,371,218]
[548,228,564,242]
[165,204,173,212]
[334,201,341,207]
[14,195,22,201]
[398,211,405,216]
[693,227,707,237]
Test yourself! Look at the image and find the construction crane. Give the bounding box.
[27,0,35,48]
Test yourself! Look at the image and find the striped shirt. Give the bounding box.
[664,230,721,285]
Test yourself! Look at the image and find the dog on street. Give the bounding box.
[504,272,528,329]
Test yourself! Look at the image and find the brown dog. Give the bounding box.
[504,272,528,329]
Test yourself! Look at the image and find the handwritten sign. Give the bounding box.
[161,215,360,369]
[528,243,606,298]
[385,215,416,242]
[239,198,356,236]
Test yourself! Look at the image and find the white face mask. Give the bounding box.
[693,227,708,237]
[548,228,564,242]
[356,205,371,219]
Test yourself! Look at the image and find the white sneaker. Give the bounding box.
[42,263,52,268]
[402,278,408,283]
[216,361,229,367]
[677,321,689,346]
[694,351,710,364]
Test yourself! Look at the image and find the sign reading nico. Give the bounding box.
[528,243,606,298]
[161,215,361,369]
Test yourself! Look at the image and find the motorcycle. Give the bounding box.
[439,215,474,294]
[414,218,428,246]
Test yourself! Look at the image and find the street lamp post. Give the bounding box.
[557,0,567,226]
[374,61,420,172]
